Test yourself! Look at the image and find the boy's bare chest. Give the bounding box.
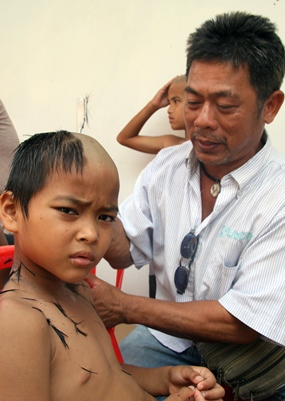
[48,301,150,401]
[29,291,133,400]
[5,281,152,401]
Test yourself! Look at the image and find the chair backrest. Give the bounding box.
[0,245,124,363]
[0,245,14,270]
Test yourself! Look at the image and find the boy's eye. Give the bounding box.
[59,207,77,215]
[98,214,116,222]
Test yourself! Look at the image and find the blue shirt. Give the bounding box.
[120,135,285,351]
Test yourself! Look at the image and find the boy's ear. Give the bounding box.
[263,90,284,124]
[0,191,20,233]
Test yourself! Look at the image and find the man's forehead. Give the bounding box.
[187,59,249,78]
[186,60,251,94]
[185,85,239,99]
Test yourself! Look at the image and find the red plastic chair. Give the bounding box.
[0,245,124,363]
[0,245,14,270]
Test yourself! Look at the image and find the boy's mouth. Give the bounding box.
[70,251,95,266]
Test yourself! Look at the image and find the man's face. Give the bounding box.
[184,60,266,170]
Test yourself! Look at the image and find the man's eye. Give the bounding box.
[218,104,236,110]
[59,207,77,215]
[99,215,116,222]
[186,101,201,108]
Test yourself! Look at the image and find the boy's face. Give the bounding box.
[167,81,186,131]
[14,158,119,284]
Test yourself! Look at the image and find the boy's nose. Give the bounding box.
[77,222,99,244]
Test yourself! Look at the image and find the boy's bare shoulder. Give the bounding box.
[0,288,53,398]
[0,290,51,335]
[0,279,95,343]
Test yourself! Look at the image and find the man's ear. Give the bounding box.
[0,191,20,233]
[263,90,284,124]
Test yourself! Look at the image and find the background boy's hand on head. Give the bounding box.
[117,75,187,154]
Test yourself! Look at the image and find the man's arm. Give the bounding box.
[90,217,258,344]
[88,276,258,344]
[103,217,133,269]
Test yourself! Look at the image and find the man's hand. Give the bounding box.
[84,273,127,328]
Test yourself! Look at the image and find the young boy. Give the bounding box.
[117,75,187,154]
[0,131,224,401]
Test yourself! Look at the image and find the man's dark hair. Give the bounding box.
[186,12,285,109]
[5,130,86,217]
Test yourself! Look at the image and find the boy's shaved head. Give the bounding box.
[5,130,118,217]
[171,75,186,87]
[72,132,117,171]
[172,74,186,84]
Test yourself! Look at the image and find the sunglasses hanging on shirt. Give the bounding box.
[174,231,198,294]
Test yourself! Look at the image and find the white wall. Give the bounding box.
[1,0,285,296]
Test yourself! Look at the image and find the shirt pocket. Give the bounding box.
[198,253,239,300]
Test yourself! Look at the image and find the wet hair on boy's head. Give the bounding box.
[5,130,86,217]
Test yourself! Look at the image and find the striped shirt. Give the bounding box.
[120,135,285,351]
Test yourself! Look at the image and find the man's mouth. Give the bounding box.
[192,136,226,155]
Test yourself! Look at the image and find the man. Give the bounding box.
[87,12,285,401]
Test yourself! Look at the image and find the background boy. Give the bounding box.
[117,75,187,154]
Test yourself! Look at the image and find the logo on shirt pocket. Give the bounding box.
[220,225,253,241]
